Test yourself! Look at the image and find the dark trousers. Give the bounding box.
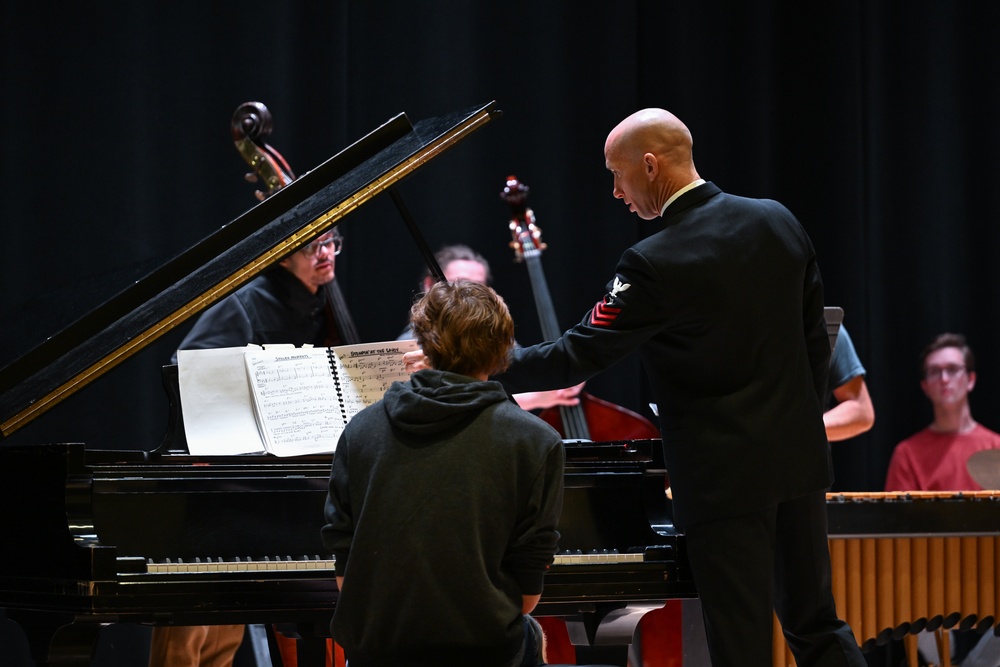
[683,490,867,667]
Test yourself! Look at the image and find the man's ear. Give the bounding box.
[643,153,659,180]
[968,371,977,392]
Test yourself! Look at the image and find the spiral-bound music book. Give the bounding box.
[177,340,417,457]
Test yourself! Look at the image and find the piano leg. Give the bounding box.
[5,610,101,666]
[564,602,666,667]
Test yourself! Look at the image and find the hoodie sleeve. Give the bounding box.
[503,439,565,595]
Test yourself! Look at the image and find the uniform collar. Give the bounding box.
[660,179,706,216]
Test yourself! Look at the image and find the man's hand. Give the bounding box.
[403,349,586,417]
[402,348,431,373]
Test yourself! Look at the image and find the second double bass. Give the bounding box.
[501,175,659,442]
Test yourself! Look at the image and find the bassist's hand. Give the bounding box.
[513,383,585,411]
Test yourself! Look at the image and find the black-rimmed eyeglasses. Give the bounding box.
[924,365,966,381]
[301,235,342,257]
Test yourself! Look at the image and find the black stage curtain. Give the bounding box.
[3,1,1000,498]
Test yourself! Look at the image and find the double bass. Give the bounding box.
[500,175,659,441]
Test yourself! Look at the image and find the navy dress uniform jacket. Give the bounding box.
[496,181,832,527]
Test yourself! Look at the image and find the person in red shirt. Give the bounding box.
[885,332,1000,492]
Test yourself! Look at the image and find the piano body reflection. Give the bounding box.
[0,101,694,667]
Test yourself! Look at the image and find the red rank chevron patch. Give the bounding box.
[590,300,622,327]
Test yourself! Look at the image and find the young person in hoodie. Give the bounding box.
[321,279,565,667]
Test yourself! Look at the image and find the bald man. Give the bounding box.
[458,109,864,667]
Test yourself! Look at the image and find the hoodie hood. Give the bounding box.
[382,369,511,437]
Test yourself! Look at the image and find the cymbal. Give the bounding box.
[967,449,1000,490]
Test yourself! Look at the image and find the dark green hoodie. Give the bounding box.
[322,369,564,667]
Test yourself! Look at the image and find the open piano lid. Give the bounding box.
[0,101,501,439]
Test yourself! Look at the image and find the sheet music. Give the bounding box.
[180,340,417,457]
[244,347,347,457]
[331,341,418,415]
[178,347,266,455]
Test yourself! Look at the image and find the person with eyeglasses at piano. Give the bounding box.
[154,228,354,667]
[885,332,1000,666]
[323,279,563,667]
[171,228,351,360]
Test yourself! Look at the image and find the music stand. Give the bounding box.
[824,306,844,352]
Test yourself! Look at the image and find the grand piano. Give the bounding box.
[0,102,695,667]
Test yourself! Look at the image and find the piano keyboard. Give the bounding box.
[139,550,647,575]
[145,556,335,574]
[553,552,645,565]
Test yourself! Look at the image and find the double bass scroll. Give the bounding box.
[231,101,297,201]
[500,175,659,442]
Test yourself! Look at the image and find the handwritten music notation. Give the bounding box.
[334,348,414,414]
[244,340,418,456]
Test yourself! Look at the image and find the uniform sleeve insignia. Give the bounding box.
[610,276,631,299]
[590,301,622,327]
[589,275,630,327]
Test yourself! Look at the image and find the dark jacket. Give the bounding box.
[496,182,831,527]
[173,267,341,361]
[322,369,564,667]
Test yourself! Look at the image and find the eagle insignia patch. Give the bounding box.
[610,276,631,299]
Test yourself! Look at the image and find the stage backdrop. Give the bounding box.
[3,2,1000,497]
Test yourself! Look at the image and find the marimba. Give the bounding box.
[773,491,1000,667]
